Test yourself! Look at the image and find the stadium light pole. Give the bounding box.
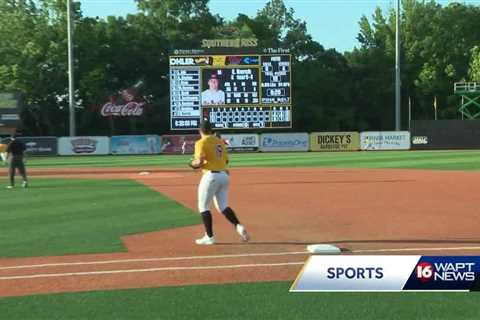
[67,0,76,136]
[395,0,401,131]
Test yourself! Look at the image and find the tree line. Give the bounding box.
[1,0,479,136]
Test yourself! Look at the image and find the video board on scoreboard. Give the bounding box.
[169,51,292,130]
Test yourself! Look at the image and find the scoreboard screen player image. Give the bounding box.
[201,72,225,105]
[169,52,292,130]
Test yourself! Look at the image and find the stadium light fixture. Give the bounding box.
[67,0,76,136]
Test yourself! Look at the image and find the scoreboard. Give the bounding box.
[0,92,21,130]
[169,52,292,130]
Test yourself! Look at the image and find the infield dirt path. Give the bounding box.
[1,167,480,297]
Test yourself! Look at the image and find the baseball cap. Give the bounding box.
[209,74,220,80]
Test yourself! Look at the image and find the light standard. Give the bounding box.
[395,0,401,131]
[67,0,76,136]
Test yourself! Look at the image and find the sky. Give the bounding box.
[78,0,480,53]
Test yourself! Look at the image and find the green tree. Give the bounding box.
[469,46,480,82]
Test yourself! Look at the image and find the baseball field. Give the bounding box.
[1,150,480,319]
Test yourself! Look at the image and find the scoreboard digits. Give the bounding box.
[203,105,291,129]
[261,55,290,104]
[170,52,292,130]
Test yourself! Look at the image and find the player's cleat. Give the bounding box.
[6,185,13,189]
[22,181,28,188]
[195,234,216,245]
[236,224,250,242]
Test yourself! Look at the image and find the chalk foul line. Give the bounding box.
[0,262,305,281]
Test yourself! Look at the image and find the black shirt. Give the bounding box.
[6,139,26,158]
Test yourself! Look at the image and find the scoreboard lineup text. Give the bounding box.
[169,53,292,130]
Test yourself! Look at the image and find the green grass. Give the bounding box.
[0,179,198,257]
[1,282,479,320]
[21,150,480,170]
[2,151,480,318]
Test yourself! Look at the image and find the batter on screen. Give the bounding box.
[189,120,249,245]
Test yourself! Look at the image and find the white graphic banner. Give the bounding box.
[360,131,411,150]
[291,256,420,292]
[260,133,309,152]
[221,134,259,151]
[58,136,110,156]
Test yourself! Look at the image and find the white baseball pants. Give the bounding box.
[198,171,229,213]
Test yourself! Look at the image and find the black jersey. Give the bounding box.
[6,139,26,158]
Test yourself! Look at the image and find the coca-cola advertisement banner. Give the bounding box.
[101,101,145,117]
[18,137,57,156]
[100,81,146,117]
[160,134,200,154]
[58,136,110,156]
[111,135,161,155]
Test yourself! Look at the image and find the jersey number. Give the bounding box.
[215,145,223,158]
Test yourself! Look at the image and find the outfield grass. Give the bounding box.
[1,282,479,320]
[20,150,480,170]
[2,151,480,318]
[0,179,198,257]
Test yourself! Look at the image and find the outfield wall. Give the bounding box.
[16,131,417,156]
[111,135,161,155]
[221,134,259,152]
[18,137,57,156]
[360,131,411,151]
[58,137,111,156]
[310,132,360,152]
[160,134,199,154]
[259,133,309,152]
[411,120,480,149]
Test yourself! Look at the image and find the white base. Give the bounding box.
[306,244,341,254]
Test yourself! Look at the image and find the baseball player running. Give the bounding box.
[189,120,249,245]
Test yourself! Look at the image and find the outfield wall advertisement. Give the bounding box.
[111,135,161,155]
[360,131,411,151]
[18,137,57,156]
[160,134,200,154]
[410,120,480,149]
[221,134,259,151]
[58,137,110,155]
[310,132,360,152]
[260,133,309,152]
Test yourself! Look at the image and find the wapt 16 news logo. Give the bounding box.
[415,261,475,282]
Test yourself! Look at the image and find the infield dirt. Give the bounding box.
[1,167,479,297]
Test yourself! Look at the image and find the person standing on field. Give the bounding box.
[6,134,28,189]
[181,140,187,154]
[189,120,249,245]
[0,137,10,164]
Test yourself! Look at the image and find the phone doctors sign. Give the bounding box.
[260,133,309,152]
